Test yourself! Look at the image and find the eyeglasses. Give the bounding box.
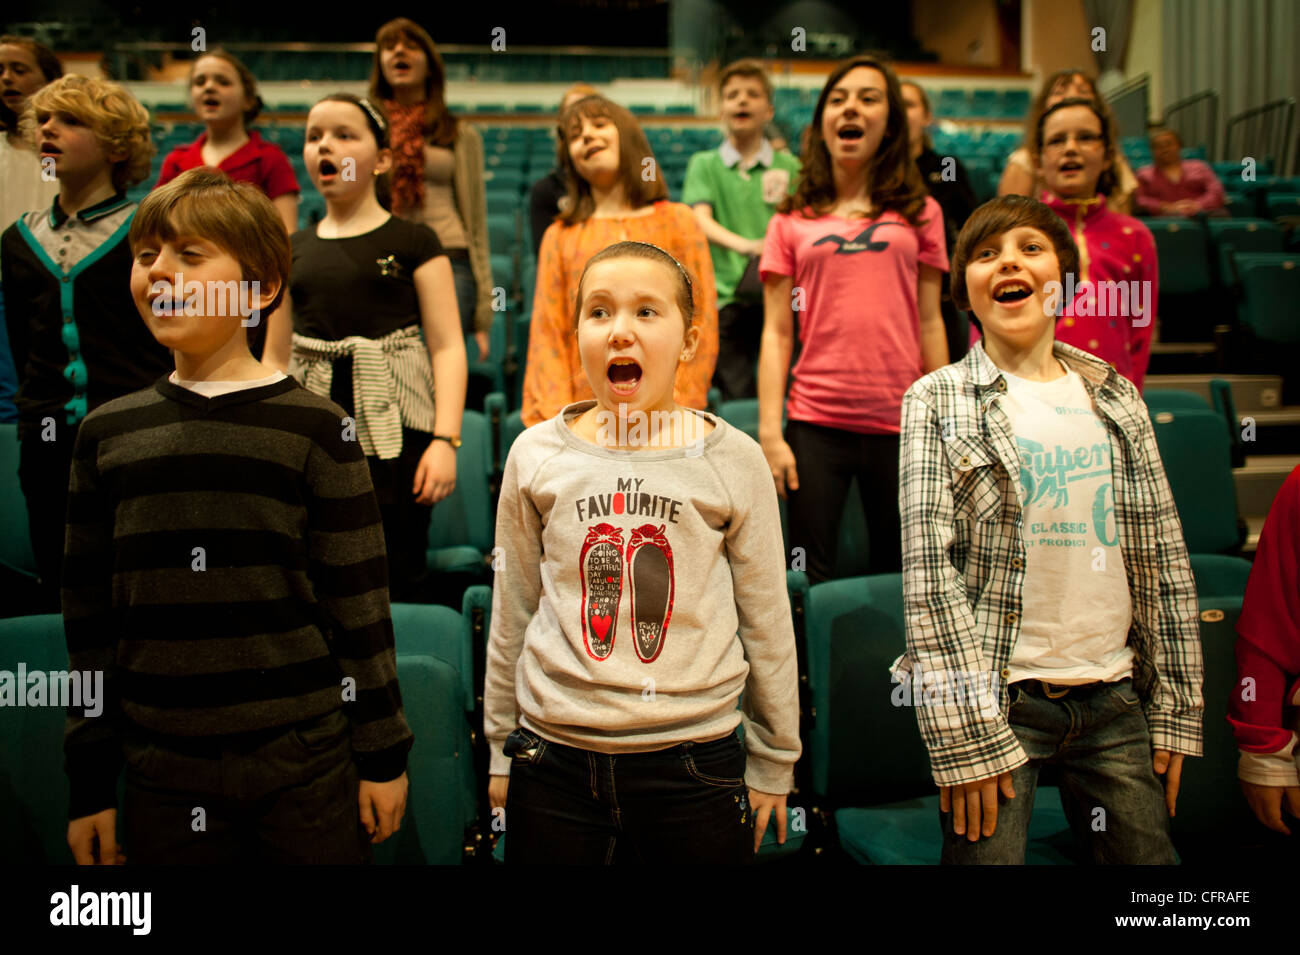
[1042,131,1104,153]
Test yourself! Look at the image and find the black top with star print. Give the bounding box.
[290,215,444,341]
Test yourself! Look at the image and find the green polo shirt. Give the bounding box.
[682,139,801,308]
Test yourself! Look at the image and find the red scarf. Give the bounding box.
[384,99,426,216]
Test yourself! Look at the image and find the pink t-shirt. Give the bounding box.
[759,198,947,434]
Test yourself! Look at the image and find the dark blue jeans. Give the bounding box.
[940,678,1179,864]
[503,727,756,864]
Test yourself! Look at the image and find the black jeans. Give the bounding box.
[365,429,436,603]
[503,727,756,864]
[122,709,371,864]
[713,301,763,402]
[18,423,78,613]
[784,420,901,584]
[330,356,434,603]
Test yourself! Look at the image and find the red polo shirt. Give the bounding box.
[155,130,299,199]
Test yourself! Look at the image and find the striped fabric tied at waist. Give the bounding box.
[289,326,435,460]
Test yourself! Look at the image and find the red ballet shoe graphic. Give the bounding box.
[579,523,624,661]
[628,523,674,662]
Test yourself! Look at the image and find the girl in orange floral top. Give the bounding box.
[522,96,718,426]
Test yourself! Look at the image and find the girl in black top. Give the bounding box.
[264,93,467,602]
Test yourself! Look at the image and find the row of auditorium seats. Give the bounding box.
[133,52,674,88]
[0,566,1262,864]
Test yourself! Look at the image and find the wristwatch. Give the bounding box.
[432,434,462,449]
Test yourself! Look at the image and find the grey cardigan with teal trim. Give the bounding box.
[1,207,173,439]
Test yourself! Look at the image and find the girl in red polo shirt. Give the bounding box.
[155,51,299,236]
[758,55,949,584]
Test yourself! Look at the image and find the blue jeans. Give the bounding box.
[503,726,756,864]
[940,678,1179,864]
[447,253,476,336]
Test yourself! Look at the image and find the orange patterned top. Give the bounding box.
[521,201,719,426]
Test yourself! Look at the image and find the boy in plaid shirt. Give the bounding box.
[896,195,1203,864]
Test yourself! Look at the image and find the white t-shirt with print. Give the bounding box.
[1002,360,1134,684]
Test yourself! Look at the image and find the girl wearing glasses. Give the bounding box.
[998,70,1137,215]
[1030,97,1158,390]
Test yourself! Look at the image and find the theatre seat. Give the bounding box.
[1168,596,1256,862]
[0,614,75,863]
[376,601,480,864]
[426,409,493,583]
[1206,219,1283,288]
[798,574,1075,864]
[0,604,483,865]
[1149,408,1243,554]
[1233,252,1300,345]
[1189,553,1253,600]
[1146,218,1211,296]
[835,790,1075,865]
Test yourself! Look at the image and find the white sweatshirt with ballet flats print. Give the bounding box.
[484,400,802,794]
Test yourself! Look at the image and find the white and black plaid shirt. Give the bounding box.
[896,340,1204,787]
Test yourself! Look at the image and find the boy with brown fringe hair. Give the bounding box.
[63,168,412,865]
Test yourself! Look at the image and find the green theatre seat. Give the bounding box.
[1206,219,1283,287]
[500,409,526,464]
[467,309,509,404]
[426,409,493,581]
[835,789,1075,864]
[1232,252,1300,344]
[1148,407,1242,554]
[799,574,1074,863]
[489,253,514,294]
[1189,553,1252,600]
[1146,218,1211,295]
[1144,389,1210,412]
[1264,192,1300,219]
[486,214,519,254]
[717,398,760,440]
[1169,596,1256,861]
[374,599,480,864]
[0,614,76,863]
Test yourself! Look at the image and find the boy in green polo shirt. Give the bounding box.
[683,59,801,402]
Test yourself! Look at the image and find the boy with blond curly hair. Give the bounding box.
[2,74,172,610]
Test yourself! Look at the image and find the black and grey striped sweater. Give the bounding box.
[62,375,413,818]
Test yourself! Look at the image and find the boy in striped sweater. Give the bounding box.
[62,168,412,865]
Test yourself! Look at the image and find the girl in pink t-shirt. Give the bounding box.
[757,55,949,582]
